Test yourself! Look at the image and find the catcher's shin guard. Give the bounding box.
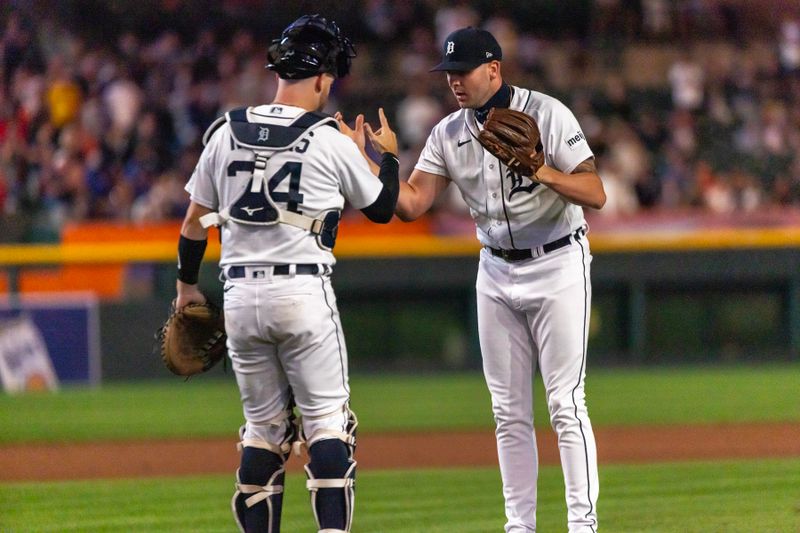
[232,416,298,533]
[303,407,358,532]
[232,460,284,533]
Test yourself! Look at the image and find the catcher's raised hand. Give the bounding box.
[334,111,367,153]
[365,107,398,156]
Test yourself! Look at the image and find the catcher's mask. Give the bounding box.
[267,14,356,80]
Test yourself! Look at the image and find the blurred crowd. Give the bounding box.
[1,0,800,241]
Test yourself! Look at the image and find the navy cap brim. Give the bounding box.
[430,60,485,72]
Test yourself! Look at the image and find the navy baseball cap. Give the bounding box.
[430,27,502,72]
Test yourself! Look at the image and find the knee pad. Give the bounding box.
[302,405,358,532]
[232,409,299,533]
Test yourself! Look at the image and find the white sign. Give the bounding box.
[0,316,59,393]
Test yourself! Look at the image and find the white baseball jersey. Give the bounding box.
[416,86,593,249]
[186,104,382,267]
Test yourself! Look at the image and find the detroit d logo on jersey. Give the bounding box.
[257,127,270,142]
[507,167,538,198]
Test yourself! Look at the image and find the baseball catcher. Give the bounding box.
[157,301,227,377]
[478,107,545,177]
[174,12,400,533]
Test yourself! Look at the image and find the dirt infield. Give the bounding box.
[2,422,799,482]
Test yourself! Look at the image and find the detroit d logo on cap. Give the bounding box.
[446,41,455,55]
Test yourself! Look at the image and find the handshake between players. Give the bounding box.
[335,107,399,171]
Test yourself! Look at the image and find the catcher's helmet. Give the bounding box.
[267,14,356,80]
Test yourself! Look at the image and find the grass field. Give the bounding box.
[0,364,798,443]
[1,460,798,532]
[1,363,799,532]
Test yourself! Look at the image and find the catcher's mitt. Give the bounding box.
[157,302,227,377]
[477,107,544,177]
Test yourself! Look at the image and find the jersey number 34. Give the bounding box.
[227,160,304,214]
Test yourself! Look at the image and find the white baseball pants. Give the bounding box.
[476,237,599,533]
[223,267,351,443]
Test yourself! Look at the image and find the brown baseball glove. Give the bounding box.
[477,107,544,177]
[157,301,227,377]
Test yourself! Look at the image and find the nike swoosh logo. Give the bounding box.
[223,285,233,292]
[457,139,471,147]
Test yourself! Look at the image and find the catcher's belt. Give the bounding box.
[225,264,331,279]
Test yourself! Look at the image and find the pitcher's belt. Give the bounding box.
[486,227,585,262]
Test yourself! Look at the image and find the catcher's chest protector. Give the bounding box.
[199,107,340,245]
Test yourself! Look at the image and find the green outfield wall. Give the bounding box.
[93,246,800,380]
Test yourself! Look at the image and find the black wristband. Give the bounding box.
[360,152,399,223]
[177,235,207,285]
[380,151,399,167]
[378,152,399,199]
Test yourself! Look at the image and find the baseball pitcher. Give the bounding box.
[174,15,399,533]
[395,27,606,532]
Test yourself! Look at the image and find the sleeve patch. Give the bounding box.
[565,130,586,151]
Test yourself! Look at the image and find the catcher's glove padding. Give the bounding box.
[477,107,544,177]
[158,302,227,377]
